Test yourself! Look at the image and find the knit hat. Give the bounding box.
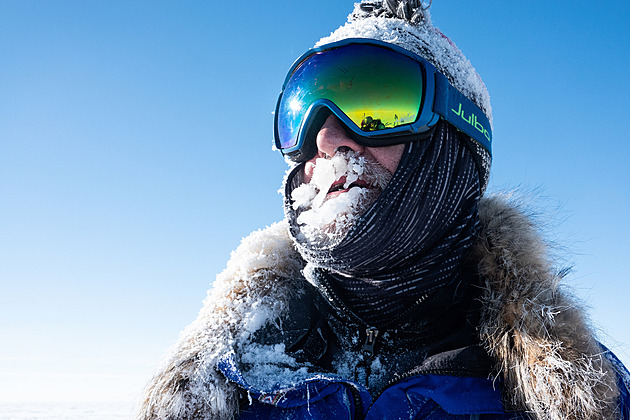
[315,0,492,192]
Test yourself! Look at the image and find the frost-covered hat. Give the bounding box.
[316,0,492,191]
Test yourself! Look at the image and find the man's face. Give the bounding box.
[290,114,404,246]
[303,115,404,183]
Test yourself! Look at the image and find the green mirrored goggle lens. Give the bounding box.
[277,44,424,150]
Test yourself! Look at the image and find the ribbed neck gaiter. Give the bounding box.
[285,122,482,329]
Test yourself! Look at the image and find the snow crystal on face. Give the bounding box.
[297,187,364,227]
[291,184,317,210]
[291,151,391,247]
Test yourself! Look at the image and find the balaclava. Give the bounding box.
[283,0,492,333]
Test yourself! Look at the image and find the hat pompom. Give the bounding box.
[350,0,432,24]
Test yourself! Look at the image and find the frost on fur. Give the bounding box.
[474,195,619,420]
[135,221,304,420]
[137,196,624,420]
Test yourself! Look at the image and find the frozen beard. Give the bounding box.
[289,151,392,248]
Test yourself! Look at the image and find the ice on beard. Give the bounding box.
[292,153,369,211]
[297,187,364,226]
[291,153,374,238]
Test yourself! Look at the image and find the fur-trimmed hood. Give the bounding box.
[136,195,623,420]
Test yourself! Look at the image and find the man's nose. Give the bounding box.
[315,114,365,158]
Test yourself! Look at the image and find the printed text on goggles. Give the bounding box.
[274,39,492,162]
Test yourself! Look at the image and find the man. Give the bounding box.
[137,1,630,419]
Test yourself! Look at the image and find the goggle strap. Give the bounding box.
[433,72,492,153]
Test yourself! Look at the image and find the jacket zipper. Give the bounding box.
[316,272,456,416]
[317,277,381,372]
[348,383,366,420]
[362,327,379,356]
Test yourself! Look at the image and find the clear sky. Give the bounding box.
[1,0,629,404]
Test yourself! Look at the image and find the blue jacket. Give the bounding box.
[219,349,630,419]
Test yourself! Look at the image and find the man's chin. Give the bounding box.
[294,188,381,248]
[296,218,353,248]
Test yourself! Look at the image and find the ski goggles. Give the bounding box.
[274,39,492,162]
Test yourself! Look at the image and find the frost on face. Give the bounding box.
[290,151,392,247]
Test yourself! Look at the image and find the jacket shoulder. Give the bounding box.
[474,195,621,419]
[605,349,630,419]
[136,221,306,420]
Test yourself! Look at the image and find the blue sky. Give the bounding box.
[1,0,629,404]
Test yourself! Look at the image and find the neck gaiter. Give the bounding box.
[284,122,482,330]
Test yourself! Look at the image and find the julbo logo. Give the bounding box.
[451,103,491,141]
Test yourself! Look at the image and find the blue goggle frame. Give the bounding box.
[274,38,492,162]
